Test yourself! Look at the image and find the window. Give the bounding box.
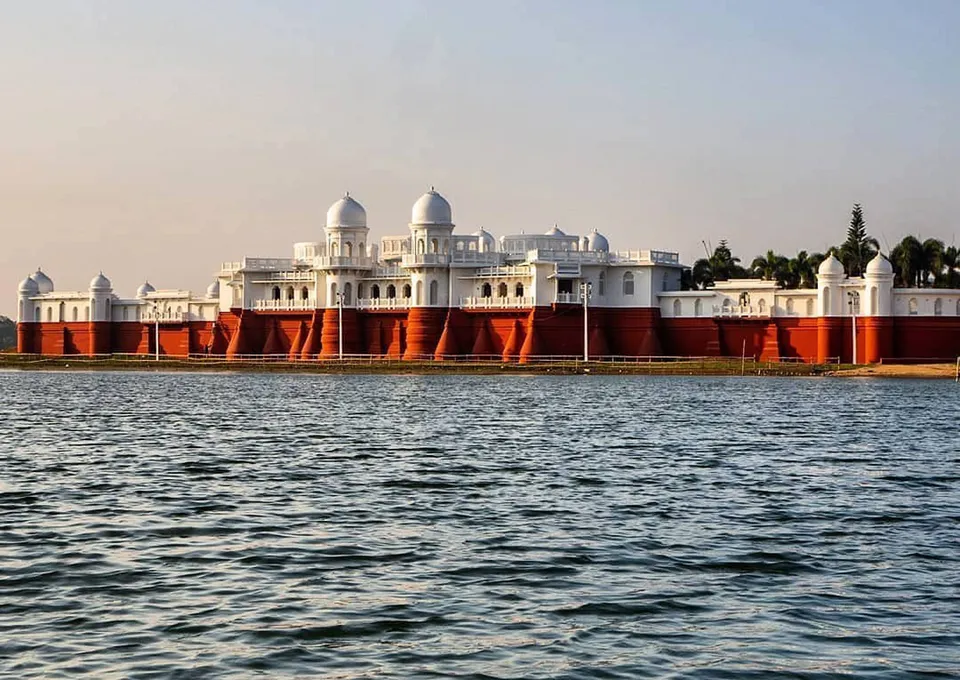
[358,242,365,257]
[786,299,794,314]
[442,239,449,254]
[498,282,508,298]
[957,299,960,316]
[431,238,439,254]
[301,286,309,300]
[515,282,524,298]
[330,282,338,302]
[72,306,78,322]
[482,283,492,298]
[84,306,90,321]
[934,298,942,316]
[357,283,365,300]
[623,272,635,296]
[345,242,353,257]
[806,299,814,316]
[662,274,668,292]
[694,299,702,317]
[176,306,182,318]
[332,242,339,256]
[34,306,40,321]
[344,282,352,305]
[122,307,129,321]
[272,286,281,301]
[59,301,65,322]
[402,284,411,299]
[456,241,465,251]
[758,299,766,314]
[673,299,682,317]
[871,287,878,314]
[418,239,425,254]
[199,308,205,320]
[46,307,52,322]
[908,298,918,315]
[598,272,605,296]
[429,280,438,305]
[286,287,294,300]
[822,287,830,316]
[372,284,381,299]
[469,241,477,251]
[386,284,395,299]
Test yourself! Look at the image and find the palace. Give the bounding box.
[14,188,960,363]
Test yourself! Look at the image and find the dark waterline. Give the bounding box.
[1,372,958,679]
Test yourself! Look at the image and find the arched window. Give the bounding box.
[344,282,352,305]
[871,287,878,314]
[373,284,381,299]
[272,286,281,301]
[442,239,449,254]
[357,283,365,300]
[822,287,831,316]
[598,272,605,296]
[515,282,524,298]
[72,306,78,322]
[345,242,353,257]
[673,299,682,317]
[758,299,766,314]
[429,280,438,305]
[34,306,39,321]
[286,286,294,300]
[301,286,309,300]
[415,281,422,305]
[498,282,508,298]
[456,241,465,251]
[468,241,477,251]
[806,299,814,316]
[176,306,182,318]
[623,272,635,296]
[934,298,942,316]
[786,298,795,314]
[330,282,338,302]
[199,308,205,320]
[58,301,65,322]
[358,242,365,257]
[386,284,395,299]
[403,283,412,299]
[122,307,129,321]
[722,298,731,309]
[482,283,492,298]
[430,238,439,254]
[417,239,425,254]
[694,299,702,317]
[46,307,52,322]
[331,242,339,256]
[908,298,918,315]
[84,306,90,321]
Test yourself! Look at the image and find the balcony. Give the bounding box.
[357,297,411,310]
[254,299,316,312]
[250,271,314,283]
[314,255,373,269]
[402,253,450,267]
[554,292,584,305]
[712,304,770,318]
[460,296,535,310]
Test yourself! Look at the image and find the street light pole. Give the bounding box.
[580,281,592,362]
[337,291,344,360]
[848,292,857,364]
[154,303,160,361]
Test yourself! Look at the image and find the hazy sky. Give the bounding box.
[2,0,958,316]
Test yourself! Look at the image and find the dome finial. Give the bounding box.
[344,191,349,198]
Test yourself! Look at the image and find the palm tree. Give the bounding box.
[921,238,944,287]
[785,250,818,289]
[939,246,960,288]
[890,236,924,287]
[839,204,880,277]
[692,240,744,288]
[750,250,789,285]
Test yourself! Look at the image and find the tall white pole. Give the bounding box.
[852,311,857,364]
[337,292,343,360]
[582,282,590,362]
[154,305,160,361]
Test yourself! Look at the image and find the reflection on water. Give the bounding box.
[1,371,958,678]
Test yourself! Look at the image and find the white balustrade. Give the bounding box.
[402,253,450,267]
[254,298,317,311]
[357,297,411,310]
[460,296,535,309]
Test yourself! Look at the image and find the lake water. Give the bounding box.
[1,371,958,679]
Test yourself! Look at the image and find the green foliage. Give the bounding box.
[692,240,749,289]
[0,316,15,350]
[838,204,879,277]
[750,250,789,285]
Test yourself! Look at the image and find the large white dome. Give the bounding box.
[206,280,221,299]
[137,281,156,298]
[818,254,845,277]
[545,224,566,236]
[30,269,54,294]
[411,188,453,226]
[19,276,40,295]
[326,193,367,229]
[865,253,893,276]
[90,272,112,291]
[587,229,609,252]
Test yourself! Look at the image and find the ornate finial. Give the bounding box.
[344,191,350,198]
[430,185,435,192]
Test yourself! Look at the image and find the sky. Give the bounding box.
[2,0,958,317]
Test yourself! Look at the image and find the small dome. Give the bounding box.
[545,224,566,236]
[587,228,609,252]
[818,254,845,277]
[30,268,54,294]
[473,227,496,252]
[206,280,220,299]
[136,281,156,298]
[19,276,40,295]
[89,272,112,291]
[865,253,893,276]
[326,193,367,229]
[411,188,453,226]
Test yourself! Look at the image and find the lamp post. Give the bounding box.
[336,290,344,360]
[153,302,160,361]
[580,281,592,362]
[847,291,858,364]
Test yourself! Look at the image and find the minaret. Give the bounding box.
[88,272,113,355]
[16,275,40,353]
[319,193,369,357]
[816,254,845,363]
[862,253,895,363]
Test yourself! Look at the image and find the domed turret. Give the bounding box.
[19,276,40,295]
[30,268,54,294]
[587,229,609,252]
[411,188,453,226]
[206,280,221,299]
[136,281,156,298]
[89,272,112,292]
[818,254,845,278]
[545,224,566,237]
[474,228,496,253]
[326,193,367,229]
[865,253,893,276]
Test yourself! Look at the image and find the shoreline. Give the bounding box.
[1,354,956,378]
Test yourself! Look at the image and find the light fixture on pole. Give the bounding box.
[847,290,858,364]
[153,302,160,361]
[580,281,592,362]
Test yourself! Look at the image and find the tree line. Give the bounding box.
[684,204,960,290]
[0,316,15,350]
